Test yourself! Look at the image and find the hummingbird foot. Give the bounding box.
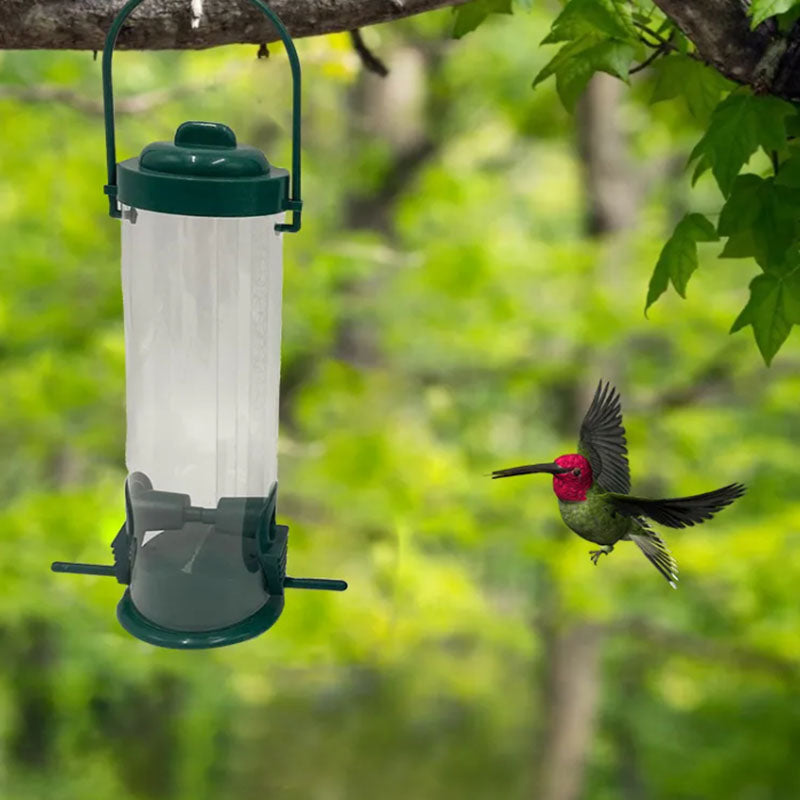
[589,546,614,565]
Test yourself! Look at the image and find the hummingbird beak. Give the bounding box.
[491,462,570,479]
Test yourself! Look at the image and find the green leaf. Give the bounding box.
[534,36,593,88]
[452,0,513,38]
[748,0,800,29]
[718,174,800,267]
[555,39,634,109]
[690,155,711,186]
[774,153,800,187]
[534,35,635,111]
[717,175,764,234]
[631,2,657,25]
[650,55,732,122]
[777,4,800,30]
[784,110,800,138]
[730,265,800,363]
[719,228,759,259]
[543,0,637,44]
[646,213,719,312]
[689,92,795,196]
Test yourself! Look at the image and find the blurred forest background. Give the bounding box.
[2,4,800,799]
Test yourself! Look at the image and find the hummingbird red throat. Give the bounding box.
[491,382,746,588]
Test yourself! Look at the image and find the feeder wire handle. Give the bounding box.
[102,0,302,232]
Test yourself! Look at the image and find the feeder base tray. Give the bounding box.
[116,588,285,649]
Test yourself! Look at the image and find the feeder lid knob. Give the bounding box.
[174,121,238,149]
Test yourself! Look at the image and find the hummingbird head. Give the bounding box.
[551,454,593,501]
[491,453,593,502]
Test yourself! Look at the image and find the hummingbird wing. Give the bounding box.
[607,483,746,528]
[627,527,678,588]
[578,381,631,494]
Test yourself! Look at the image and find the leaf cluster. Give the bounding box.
[457,0,800,363]
[648,93,800,363]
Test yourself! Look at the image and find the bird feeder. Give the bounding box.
[51,0,347,649]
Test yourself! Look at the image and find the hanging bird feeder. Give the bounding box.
[51,0,347,649]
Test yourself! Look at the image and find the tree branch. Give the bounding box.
[629,43,669,75]
[0,61,244,113]
[0,0,466,50]
[651,0,800,99]
[615,618,800,682]
[6,0,800,103]
[0,83,197,114]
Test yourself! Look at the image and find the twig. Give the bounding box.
[0,84,199,115]
[0,62,244,115]
[633,20,673,49]
[349,28,389,77]
[633,21,704,63]
[614,618,800,681]
[0,84,109,115]
[630,42,669,74]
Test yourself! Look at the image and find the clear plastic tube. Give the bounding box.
[120,209,284,631]
[121,209,283,505]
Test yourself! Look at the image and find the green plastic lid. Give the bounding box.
[116,121,290,218]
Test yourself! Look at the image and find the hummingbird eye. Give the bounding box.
[572,468,581,477]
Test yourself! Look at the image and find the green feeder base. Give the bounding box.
[116,588,285,649]
[52,477,346,649]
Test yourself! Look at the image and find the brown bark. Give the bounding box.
[334,43,437,365]
[537,623,606,800]
[611,655,649,800]
[576,75,637,237]
[652,0,800,100]
[0,0,465,50]
[9,621,57,768]
[346,44,437,232]
[653,0,775,85]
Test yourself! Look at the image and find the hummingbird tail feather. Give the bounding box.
[608,483,746,528]
[629,528,678,589]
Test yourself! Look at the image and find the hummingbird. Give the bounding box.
[491,382,745,587]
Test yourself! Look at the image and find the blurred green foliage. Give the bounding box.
[1,5,800,799]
